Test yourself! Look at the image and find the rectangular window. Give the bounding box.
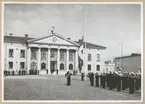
[69,51,74,62]
[88,54,91,61]
[9,49,13,57]
[31,50,37,60]
[41,50,46,60]
[9,61,13,69]
[97,54,100,61]
[50,50,57,60]
[88,64,91,71]
[20,50,25,58]
[20,62,25,69]
[60,51,65,62]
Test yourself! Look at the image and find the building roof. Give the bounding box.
[75,40,106,50]
[4,36,33,44]
[115,53,141,59]
[27,33,80,46]
[4,35,106,50]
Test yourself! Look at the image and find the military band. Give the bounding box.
[88,71,141,94]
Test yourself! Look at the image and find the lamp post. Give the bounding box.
[119,42,124,70]
[83,5,87,80]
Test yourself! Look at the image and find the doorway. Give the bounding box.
[50,61,57,74]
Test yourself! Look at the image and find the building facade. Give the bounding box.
[4,33,106,75]
[114,53,141,73]
[104,60,115,73]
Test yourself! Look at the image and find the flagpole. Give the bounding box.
[84,5,87,80]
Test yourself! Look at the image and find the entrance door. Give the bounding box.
[50,61,57,74]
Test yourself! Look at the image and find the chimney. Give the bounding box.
[67,38,71,40]
[78,39,83,42]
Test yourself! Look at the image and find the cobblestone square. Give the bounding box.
[4,75,141,101]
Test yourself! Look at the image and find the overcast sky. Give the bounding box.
[4,4,141,61]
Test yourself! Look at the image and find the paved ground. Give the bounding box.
[4,75,141,100]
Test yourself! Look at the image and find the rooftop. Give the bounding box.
[115,53,141,59]
[4,35,106,50]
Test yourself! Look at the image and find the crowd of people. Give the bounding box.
[87,71,141,94]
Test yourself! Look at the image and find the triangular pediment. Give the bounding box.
[28,34,79,46]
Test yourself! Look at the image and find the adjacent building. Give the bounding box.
[104,60,115,73]
[4,32,106,75]
[114,53,141,73]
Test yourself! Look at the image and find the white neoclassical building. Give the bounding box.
[4,32,106,75]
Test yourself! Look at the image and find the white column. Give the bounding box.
[66,49,69,71]
[75,50,78,71]
[57,48,60,70]
[47,48,50,71]
[37,48,41,70]
[27,47,31,71]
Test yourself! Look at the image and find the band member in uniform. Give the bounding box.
[89,72,94,86]
[95,72,99,87]
[107,71,112,90]
[115,71,122,91]
[129,72,135,94]
[135,73,140,90]
[102,73,106,88]
[100,73,103,87]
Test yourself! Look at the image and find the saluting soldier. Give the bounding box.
[129,72,135,94]
[95,72,99,87]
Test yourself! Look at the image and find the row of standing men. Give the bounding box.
[86,71,141,94]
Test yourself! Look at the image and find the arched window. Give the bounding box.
[69,64,73,70]
[96,65,100,71]
[41,62,46,69]
[60,63,64,70]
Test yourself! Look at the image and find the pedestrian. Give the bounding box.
[95,72,99,87]
[56,69,58,75]
[129,72,135,94]
[81,72,84,81]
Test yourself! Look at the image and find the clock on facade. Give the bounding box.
[52,37,57,42]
